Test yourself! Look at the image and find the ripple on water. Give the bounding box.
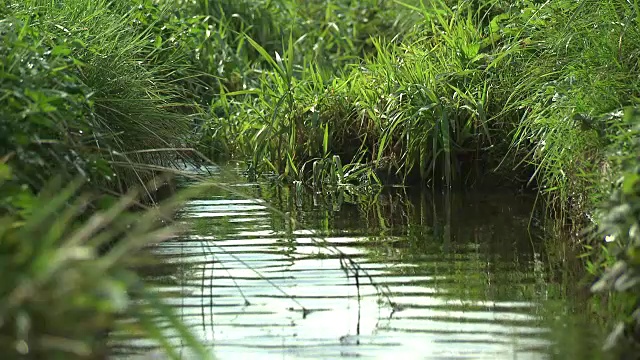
[112,179,558,360]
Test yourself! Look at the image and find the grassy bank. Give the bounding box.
[0,0,210,358]
[202,0,639,199]
[185,0,640,352]
[1,0,639,357]
[196,0,640,349]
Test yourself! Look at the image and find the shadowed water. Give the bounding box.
[110,166,605,359]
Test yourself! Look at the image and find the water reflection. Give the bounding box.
[110,167,604,359]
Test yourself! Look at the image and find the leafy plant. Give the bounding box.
[1,1,194,196]
[592,106,640,353]
[0,161,212,359]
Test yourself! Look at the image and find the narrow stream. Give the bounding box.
[111,165,605,359]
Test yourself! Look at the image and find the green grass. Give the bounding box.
[0,0,210,357]
[502,0,640,216]
[200,0,522,187]
[193,0,640,349]
[1,0,194,195]
[0,161,212,359]
[200,0,639,208]
[2,0,640,356]
[590,106,640,354]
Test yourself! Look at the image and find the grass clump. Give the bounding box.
[504,0,640,217]
[0,0,210,357]
[1,0,192,195]
[201,0,640,213]
[2,0,640,356]
[193,0,640,350]
[203,0,524,187]
[197,0,640,198]
[0,160,212,359]
[591,106,640,353]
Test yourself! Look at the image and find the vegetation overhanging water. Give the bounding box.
[111,165,610,359]
[0,0,639,358]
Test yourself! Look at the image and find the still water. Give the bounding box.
[112,165,606,359]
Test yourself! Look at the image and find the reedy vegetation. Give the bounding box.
[1,0,194,193]
[1,0,210,358]
[1,0,640,356]
[591,108,640,353]
[0,164,211,359]
[193,0,640,350]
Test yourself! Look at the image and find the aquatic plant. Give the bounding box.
[197,0,640,199]
[194,0,416,164]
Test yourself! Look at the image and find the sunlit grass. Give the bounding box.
[2,0,640,355]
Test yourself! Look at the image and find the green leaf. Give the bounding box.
[286,153,299,178]
[323,123,329,155]
[245,35,283,78]
[622,173,640,195]
[0,163,12,183]
[52,45,72,56]
[489,13,510,33]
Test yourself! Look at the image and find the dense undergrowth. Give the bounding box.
[0,0,213,358]
[1,0,640,357]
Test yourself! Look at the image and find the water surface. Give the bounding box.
[112,166,605,359]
